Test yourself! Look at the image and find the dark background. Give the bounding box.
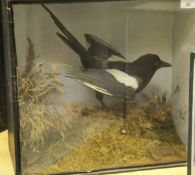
[0,1,7,132]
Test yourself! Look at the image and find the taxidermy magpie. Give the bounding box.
[42,5,172,108]
[66,55,171,103]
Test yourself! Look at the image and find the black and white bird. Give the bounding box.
[66,55,171,106]
[42,5,172,108]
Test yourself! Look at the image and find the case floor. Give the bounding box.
[0,131,187,175]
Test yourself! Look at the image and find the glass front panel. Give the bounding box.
[10,0,195,174]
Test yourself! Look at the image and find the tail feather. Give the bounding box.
[57,33,80,55]
[65,69,136,100]
[42,4,90,67]
[65,71,113,96]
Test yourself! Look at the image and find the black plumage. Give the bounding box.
[42,4,172,108]
[85,34,125,60]
[66,55,171,107]
[42,4,125,70]
[66,69,137,101]
[107,54,172,93]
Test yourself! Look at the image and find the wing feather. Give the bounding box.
[65,69,136,100]
[85,34,126,60]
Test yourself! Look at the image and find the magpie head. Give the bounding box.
[152,55,172,70]
[132,54,172,93]
[137,54,172,71]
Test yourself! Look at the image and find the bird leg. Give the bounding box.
[122,98,127,120]
[95,91,128,134]
[95,91,107,108]
[120,98,129,135]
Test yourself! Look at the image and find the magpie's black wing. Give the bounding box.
[85,34,126,60]
[42,4,97,68]
[65,69,138,101]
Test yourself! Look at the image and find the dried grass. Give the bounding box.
[19,38,71,161]
[47,95,187,174]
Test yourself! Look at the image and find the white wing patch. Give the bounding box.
[106,69,139,90]
[83,82,113,96]
[108,55,127,62]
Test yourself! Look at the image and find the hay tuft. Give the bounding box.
[19,39,73,174]
[19,39,69,147]
[47,95,187,174]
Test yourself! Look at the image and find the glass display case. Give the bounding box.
[1,0,195,174]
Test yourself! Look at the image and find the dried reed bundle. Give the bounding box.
[19,38,70,153]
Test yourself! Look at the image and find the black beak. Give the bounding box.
[160,60,172,68]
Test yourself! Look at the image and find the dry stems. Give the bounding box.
[19,38,69,148]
